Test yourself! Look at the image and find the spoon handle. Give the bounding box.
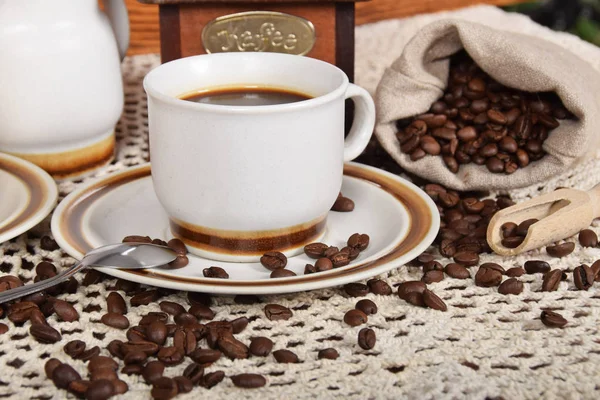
[0,261,88,304]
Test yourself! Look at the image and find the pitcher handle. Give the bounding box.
[103,0,130,60]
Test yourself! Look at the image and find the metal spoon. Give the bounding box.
[0,243,178,304]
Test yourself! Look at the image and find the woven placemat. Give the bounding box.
[1,5,599,399]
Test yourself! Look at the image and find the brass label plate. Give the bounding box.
[202,11,316,56]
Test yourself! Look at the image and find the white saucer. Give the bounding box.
[51,162,439,295]
[0,152,58,243]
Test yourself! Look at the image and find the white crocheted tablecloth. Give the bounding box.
[1,5,600,400]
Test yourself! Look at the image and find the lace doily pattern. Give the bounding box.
[0,6,599,399]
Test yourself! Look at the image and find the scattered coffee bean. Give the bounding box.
[188,304,215,321]
[142,361,165,384]
[304,242,329,258]
[183,363,204,385]
[497,278,524,295]
[124,350,148,365]
[218,335,249,360]
[121,364,143,376]
[0,275,23,292]
[318,348,339,360]
[453,251,479,267]
[515,219,538,237]
[157,346,185,366]
[260,251,287,270]
[159,301,186,317]
[167,238,187,255]
[52,363,81,389]
[343,309,368,326]
[174,312,198,326]
[323,246,340,258]
[101,312,130,329]
[165,255,189,269]
[151,377,178,400]
[423,260,443,273]
[203,266,229,279]
[201,371,225,389]
[578,229,598,247]
[355,299,377,315]
[347,233,369,250]
[106,292,127,315]
[344,282,369,297]
[40,235,60,251]
[0,323,7,335]
[45,358,62,379]
[113,380,128,395]
[187,292,212,307]
[231,374,267,388]
[505,267,525,277]
[330,251,351,267]
[546,242,575,257]
[123,235,152,243]
[30,323,61,343]
[422,289,447,311]
[88,356,118,373]
[357,328,376,350]
[8,301,39,324]
[231,316,248,334]
[502,236,524,249]
[591,260,600,282]
[524,260,550,274]
[444,263,470,279]
[122,341,160,356]
[130,290,159,307]
[68,379,91,398]
[189,348,221,366]
[501,222,517,238]
[540,310,568,328]
[270,268,297,278]
[542,269,563,292]
[397,281,426,301]
[304,264,317,274]
[331,193,355,212]
[173,328,197,355]
[422,270,444,284]
[173,376,193,393]
[85,379,114,400]
[53,299,79,322]
[64,340,86,359]
[146,321,168,345]
[475,266,503,287]
[273,349,299,363]
[78,346,101,362]
[315,257,333,272]
[264,304,293,321]
[249,337,273,357]
[573,264,594,290]
[367,279,392,295]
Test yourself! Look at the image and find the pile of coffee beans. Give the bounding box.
[395,51,574,174]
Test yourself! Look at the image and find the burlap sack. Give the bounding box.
[375,19,600,191]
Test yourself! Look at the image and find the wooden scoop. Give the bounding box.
[487,185,600,256]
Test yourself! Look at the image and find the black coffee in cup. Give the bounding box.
[180,86,312,106]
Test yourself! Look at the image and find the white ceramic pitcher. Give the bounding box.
[0,0,129,178]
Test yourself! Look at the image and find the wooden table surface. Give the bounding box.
[125,0,527,55]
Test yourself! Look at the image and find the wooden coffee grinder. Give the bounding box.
[137,0,369,84]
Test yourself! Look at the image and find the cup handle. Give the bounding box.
[343,84,376,162]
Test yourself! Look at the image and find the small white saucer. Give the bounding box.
[51,162,439,295]
[0,152,58,243]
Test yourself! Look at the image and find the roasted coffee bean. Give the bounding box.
[68,379,91,398]
[205,321,233,348]
[422,270,444,284]
[189,348,222,366]
[0,323,7,335]
[130,290,159,307]
[540,310,567,328]
[173,376,193,393]
[113,380,128,395]
[423,260,443,273]
[475,266,503,287]
[121,340,160,356]
[185,305,214,323]
[121,364,143,376]
[397,281,426,300]
[355,299,378,315]
[201,371,225,389]
[167,238,187,255]
[82,269,104,286]
[231,374,267,388]
[107,340,124,359]
[264,304,293,321]
[64,340,86,359]
[159,301,186,317]
[218,335,249,359]
[318,348,339,360]
[0,275,23,292]
[515,219,538,236]
[145,321,167,345]
[173,328,197,355]
[151,377,178,400]
[124,350,148,365]
[101,312,130,329]
[405,291,425,307]
[143,361,165,384]
[573,264,594,290]
[480,262,505,274]
[52,363,82,389]
[330,251,351,267]
[90,368,118,382]
[347,233,369,251]
[85,379,114,400]
[444,263,470,279]
[53,299,79,322]
[123,235,152,243]
[502,236,524,249]
[506,267,525,277]
[230,316,248,334]
[203,266,229,279]
[304,264,317,274]
[314,257,333,272]
[344,309,368,326]
[45,358,62,379]
[88,356,118,373]
[357,328,376,350]
[331,194,355,212]
[542,269,563,292]
[591,260,600,282]
[344,282,369,297]
[340,246,360,262]
[175,312,198,326]
[453,251,479,267]
[248,336,273,357]
[157,346,185,366]
[498,278,524,295]
[546,242,575,258]
[270,268,297,278]
[165,255,189,269]
[30,323,61,343]
[366,279,392,295]
[260,251,287,270]
[304,242,329,258]
[422,289,447,311]
[187,292,212,307]
[106,292,127,315]
[40,235,60,251]
[140,311,169,326]
[29,308,48,326]
[77,346,101,362]
[579,229,598,247]
[183,363,204,385]
[273,349,299,363]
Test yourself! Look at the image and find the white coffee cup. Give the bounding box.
[144,52,375,262]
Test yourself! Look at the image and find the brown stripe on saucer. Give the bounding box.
[57,163,436,287]
[170,216,327,255]
[0,157,48,236]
